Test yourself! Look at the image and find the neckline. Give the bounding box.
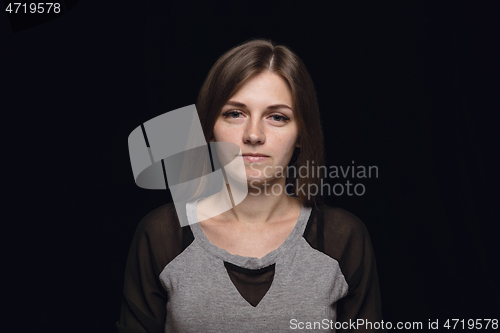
[186,199,312,269]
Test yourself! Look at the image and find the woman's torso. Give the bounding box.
[158,200,348,333]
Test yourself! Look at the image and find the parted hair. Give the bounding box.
[196,39,324,207]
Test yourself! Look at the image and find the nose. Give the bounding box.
[243,119,265,145]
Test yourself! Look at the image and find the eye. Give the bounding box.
[222,110,244,119]
[269,114,290,122]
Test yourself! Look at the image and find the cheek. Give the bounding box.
[274,132,299,158]
[213,123,240,144]
[281,127,299,146]
[212,121,225,141]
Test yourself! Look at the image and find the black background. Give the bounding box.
[3,1,499,332]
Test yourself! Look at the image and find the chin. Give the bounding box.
[247,177,281,187]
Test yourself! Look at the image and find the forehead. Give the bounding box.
[229,71,293,107]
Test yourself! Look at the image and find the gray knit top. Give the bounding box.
[117,202,383,332]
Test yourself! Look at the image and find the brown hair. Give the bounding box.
[196,39,324,207]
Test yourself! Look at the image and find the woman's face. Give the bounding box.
[213,71,300,184]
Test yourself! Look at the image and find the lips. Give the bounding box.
[242,153,269,157]
[240,153,270,162]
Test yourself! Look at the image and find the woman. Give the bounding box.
[117,39,383,332]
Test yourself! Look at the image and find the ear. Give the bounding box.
[295,138,301,148]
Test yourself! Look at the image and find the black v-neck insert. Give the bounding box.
[224,262,276,307]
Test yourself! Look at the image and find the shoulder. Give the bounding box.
[321,205,369,238]
[318,205,373,262]
[132,202,185,265]
[137,202,180,234]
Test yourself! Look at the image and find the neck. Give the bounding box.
[197,176,300,226]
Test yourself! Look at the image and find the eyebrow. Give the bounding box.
[225,100,293,112]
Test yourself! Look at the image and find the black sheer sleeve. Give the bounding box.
[116,204,186,333]
[305,206,384,332]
